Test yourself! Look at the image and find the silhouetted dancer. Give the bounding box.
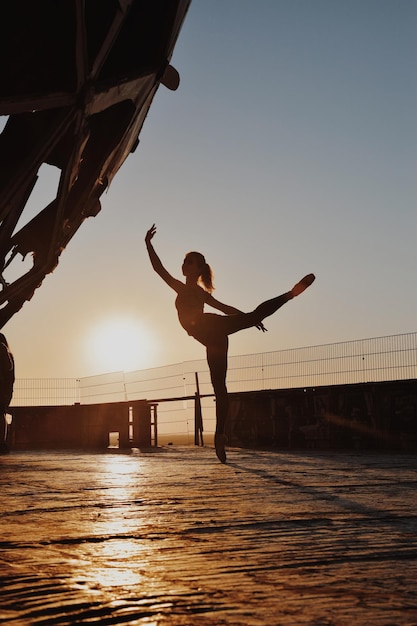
[145,224,315,463]
[0,333,15,453]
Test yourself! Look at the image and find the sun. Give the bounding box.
[85,316,156,374]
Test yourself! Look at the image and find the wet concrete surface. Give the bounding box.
[0,446,416,625]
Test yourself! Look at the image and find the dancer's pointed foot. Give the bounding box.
[214,433,227,464]
[291,273,315,297]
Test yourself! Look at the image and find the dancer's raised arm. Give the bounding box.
[145,224,182,292]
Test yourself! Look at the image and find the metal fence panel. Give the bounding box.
[11,333,417,409]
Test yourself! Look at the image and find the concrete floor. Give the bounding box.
[0,446,416,625]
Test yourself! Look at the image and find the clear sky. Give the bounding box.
[4,0,417,379]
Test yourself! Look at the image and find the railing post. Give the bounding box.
[150,403,158,447]
[194,372,204,446]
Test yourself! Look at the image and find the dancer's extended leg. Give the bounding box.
[253,274,315,322]
[252,292,292,323]
[220,273,316,335]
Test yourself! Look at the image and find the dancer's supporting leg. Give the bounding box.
[206,339,229,463]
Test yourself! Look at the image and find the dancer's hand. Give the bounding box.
[257,322,267,332]
[145,224,156,245]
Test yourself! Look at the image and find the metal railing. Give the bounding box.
[11,332,417,411]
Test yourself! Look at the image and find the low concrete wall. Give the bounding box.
[227,379,417,451]
[7,380,417,452]
[9,400,151,450]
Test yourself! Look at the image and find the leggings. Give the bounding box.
[190,292,292,435]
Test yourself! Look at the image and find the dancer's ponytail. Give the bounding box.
[185,251,214,293]
[200,261,214,293]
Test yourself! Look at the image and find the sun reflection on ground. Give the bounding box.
[71,540,151,590]
[93,566,143,588]
[97,453,144,487]
[89,454,149,536]
[67,454,155,590]
[90,544,146,588]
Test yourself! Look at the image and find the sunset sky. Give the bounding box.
[4,0,416,379]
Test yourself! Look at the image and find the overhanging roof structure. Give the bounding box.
[0,0,191,326]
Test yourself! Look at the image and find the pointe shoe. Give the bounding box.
[214,433,227,464]
[291,273,315,297]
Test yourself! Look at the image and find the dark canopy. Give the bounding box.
[0,0,191,326]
